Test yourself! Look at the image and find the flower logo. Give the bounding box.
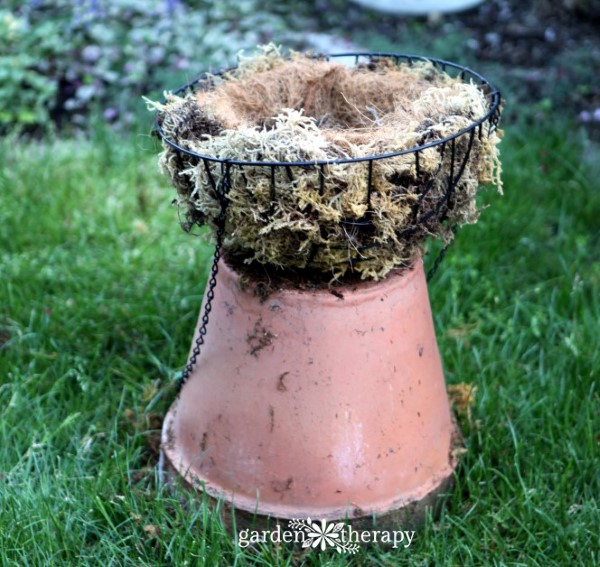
[289,518,359,554]
[304,519,342,551]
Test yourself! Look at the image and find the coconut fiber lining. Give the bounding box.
[152,47,502,281]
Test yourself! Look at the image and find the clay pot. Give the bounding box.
[161,258,459,527]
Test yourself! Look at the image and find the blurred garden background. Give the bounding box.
[0,1,598,565]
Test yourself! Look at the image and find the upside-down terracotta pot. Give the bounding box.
[161,257,460,527]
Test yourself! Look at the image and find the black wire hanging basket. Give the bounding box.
[154,52,501,279]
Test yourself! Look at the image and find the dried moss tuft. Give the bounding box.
[151,46,502,281]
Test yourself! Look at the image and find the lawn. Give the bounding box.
[0,115,598,565]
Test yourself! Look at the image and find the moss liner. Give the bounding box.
[151,46,502,281]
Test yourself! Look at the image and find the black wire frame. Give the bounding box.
[154,52,501,267]
[155,52,501,166]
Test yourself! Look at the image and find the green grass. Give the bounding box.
[0,117,598,566]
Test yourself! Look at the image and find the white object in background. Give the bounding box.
[305,33,360,55]
[349,0,485,15]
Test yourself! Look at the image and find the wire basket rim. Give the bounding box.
[153,51,501,167]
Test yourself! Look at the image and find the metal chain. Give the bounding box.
[426,225,457,282]
[176,211,226,395]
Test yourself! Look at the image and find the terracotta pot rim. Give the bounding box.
[224,257,421,306]
[161,415,461,520]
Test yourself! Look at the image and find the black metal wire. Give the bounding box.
[176,162,230,394]
[154,53,501,168]
[426,227,456,281]
[154,54,500,276]
[176,211,226,394]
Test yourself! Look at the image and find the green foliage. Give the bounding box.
[0,11,60,128]
[0,0,288,132]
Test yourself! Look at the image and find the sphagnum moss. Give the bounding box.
[150,46,502,281]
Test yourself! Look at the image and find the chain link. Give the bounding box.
[176,210,226,395]
[426,225,457,282]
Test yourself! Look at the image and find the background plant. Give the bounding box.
[0,0,291,132]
